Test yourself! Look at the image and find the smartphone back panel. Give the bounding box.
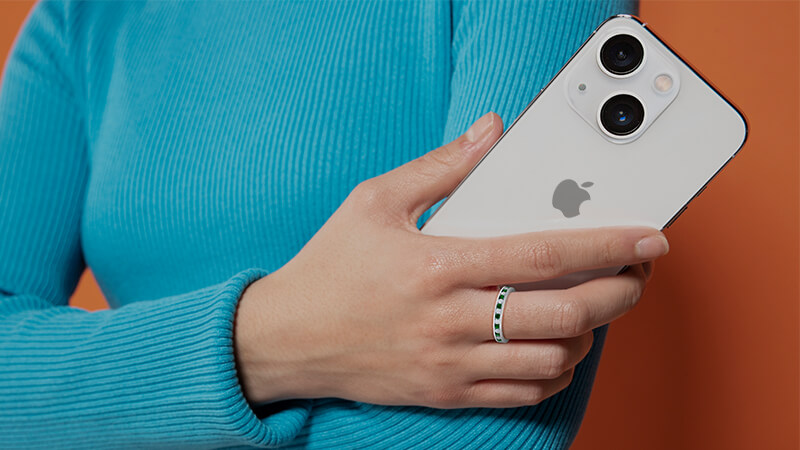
[421,16,746,252]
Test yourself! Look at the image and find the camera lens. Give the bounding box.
[600,34,644,76]
[600,94,645,136]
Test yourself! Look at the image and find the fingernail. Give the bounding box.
[635,235,669,259]
[464,112,495,145]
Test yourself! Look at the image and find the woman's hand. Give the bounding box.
[234,112,668,409]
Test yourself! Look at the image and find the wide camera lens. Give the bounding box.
[600,94,645,136]
[600,34,644,76]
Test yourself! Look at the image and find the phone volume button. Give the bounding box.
[664,205,688,228]
[696,185,707,197]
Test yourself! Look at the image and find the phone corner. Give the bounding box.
[607,13,646,27]
[734,108,750,152]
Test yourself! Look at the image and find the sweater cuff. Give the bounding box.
[188,267,313,448]
[0,268,313,448]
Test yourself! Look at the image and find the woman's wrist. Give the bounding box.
[234,275,291,404]
[233,273,330,405]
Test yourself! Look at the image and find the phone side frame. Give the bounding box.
[419,14,750,233]
[630,16,749,228]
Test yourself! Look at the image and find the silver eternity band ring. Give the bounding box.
[493,286,515,343]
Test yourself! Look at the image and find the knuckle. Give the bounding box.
[416,246,455,290]
[403,148,459,185]
[553,298,590,337]
[404,158,437,182]
[416,319,447,349]
[580,331,595,357]
[600,237,618,266]
[422,348,455,372]
[348,179,384,211]
[421,146,460,171]
[503,344,528,374]
[424,385,465,409]
[563,367,576,387]
[528,240,563,278]
[417,309,464,348]
[542,346,571,379]
[624,278,646,310]
[431,311,464,340]
[521,385,548,406]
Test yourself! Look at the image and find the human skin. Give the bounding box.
[234,112,668,409]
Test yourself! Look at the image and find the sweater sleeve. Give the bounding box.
[0,2,310,448]
[434,0,638,447]
[443,0,638,140]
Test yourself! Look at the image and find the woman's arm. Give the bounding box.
[0,3,309,447]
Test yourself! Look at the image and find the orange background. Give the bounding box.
[1,1,798,449]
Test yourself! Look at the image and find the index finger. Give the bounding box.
[433,226,668,287]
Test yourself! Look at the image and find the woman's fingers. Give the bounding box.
[435,227,667,287]
[420,265,650,409]
[643,259,655,281]
[374,112,503,223]
[454,263,648,341]
[504,264,647,339]
[465,332,594,381]
[453,368,576,409]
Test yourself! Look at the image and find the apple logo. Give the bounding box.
[552,179,594,218]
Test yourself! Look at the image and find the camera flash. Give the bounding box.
[654,74,673,93]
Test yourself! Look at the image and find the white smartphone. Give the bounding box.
[420,15,748,290]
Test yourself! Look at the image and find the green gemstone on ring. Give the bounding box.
[493,286,514,343]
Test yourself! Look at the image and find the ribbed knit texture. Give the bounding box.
[0,1,636,448]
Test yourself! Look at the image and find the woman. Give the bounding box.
[0,0,663,448]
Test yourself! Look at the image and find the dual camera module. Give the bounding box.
[566,23,679,144]
[598,34,645,137]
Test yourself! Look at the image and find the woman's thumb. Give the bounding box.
[382,112,503,221]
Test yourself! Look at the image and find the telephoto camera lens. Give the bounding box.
[600,94,645,136]
[600,34,644,76]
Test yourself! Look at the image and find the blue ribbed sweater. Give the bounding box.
[0,1,636,448]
